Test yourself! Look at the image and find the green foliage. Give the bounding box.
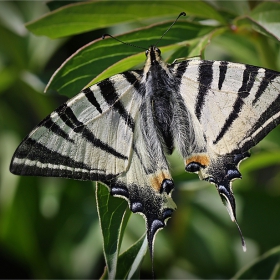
[233,246,280,279]
[45,21,216,97]
[96,183,147,279]
[1,1,280,279]
[25,1,225,38]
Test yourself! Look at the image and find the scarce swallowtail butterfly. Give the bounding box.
[10,12,280,262]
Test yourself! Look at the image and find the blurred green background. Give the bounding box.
[1,1,280,279]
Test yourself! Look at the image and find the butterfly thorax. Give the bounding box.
[142,46,176,154]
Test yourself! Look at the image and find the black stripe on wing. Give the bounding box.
[83,87,103,114]
[35,113,74,143]
[195,61,214,121]
[174,60,189,82]
[213,65,259,145]
[44,118,74,142]
[59,104,84,128]
[11,138,88,175]
[238,94,280,152]
[252,69,279,105]
[122,71,142,92]
[56,104,128,160]
[11,138,91,168]
[10,138,120,181]
[218,61,228,90]
[98,78,135,130]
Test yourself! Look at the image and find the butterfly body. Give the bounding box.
[10,45,280,256]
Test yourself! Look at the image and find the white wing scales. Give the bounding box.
[178,60,280,155]
[11,73,141,180]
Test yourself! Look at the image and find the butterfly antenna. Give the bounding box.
[154,11,186,46]
[102,34,147,50]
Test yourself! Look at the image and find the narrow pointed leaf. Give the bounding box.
[96,183,130,279]
[115,234,148,279]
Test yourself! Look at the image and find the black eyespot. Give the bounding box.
[163,209,173,220]
[234,152,250,164]
[207,177,216,184]
[226,169,241,180]
[160,179,174,194]
[131,201,143,213]
[185,162,204,173]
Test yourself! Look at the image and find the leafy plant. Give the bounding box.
[1,1,280,279]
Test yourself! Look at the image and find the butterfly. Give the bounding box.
[9,12,280,263]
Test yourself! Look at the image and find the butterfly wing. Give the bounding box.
[10,73,138,180]
[178,60,280,154]
[175,60,280,246]
[10,70,176,256]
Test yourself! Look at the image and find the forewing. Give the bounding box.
[179,60,280,155]
[10,71,142,181]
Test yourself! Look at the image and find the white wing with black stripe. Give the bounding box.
[11,72,140,180]
[179,60,280,155]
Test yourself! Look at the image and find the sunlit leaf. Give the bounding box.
[250,1,280,41]
[96,183,130,279]
[239,151,280,174]
[115,234,147,279]
[207,0,250,16]
[45,22,215,97]
[26,1,225,38]
[235,2,280,42]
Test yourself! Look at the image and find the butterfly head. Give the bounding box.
[145,46,162,66]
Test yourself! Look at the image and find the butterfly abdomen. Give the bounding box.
[152,93,174,154]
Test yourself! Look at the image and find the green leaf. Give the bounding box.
[115,234,147,279]
[207,0,250,17]
[45,22,215,97]
[0,67,17,94]
[233,246,280,279]
[250,1,280,41]
[235,2,280,42]
[96,183,130,279]
[187,27,226,59]
[46,1,82,11]
[26,1,225,38]
[239,151,280,174]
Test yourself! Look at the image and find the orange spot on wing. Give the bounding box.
[149,171,170,192]
[186,154,210,167]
